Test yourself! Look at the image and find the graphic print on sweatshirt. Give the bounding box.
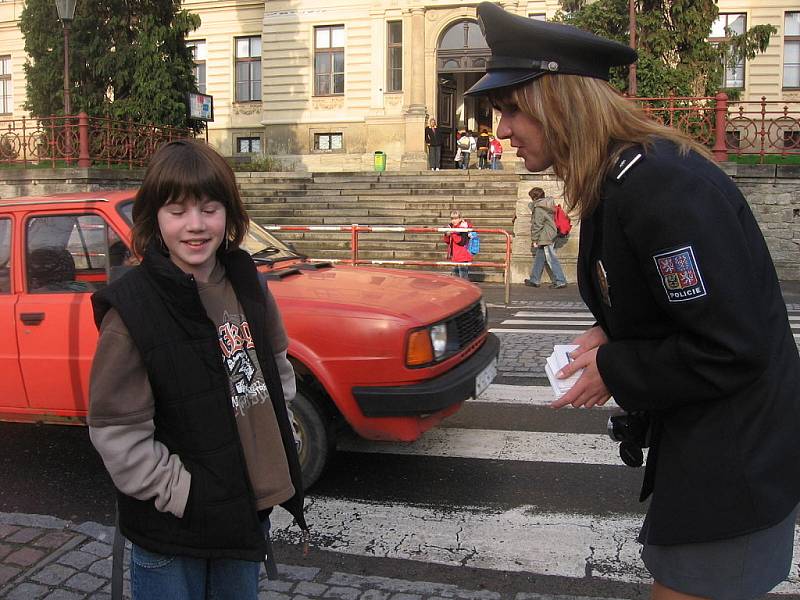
[218,310,270,417]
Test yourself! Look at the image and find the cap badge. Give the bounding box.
[547,61,559,71]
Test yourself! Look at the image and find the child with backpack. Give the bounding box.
[525,187,568,289]
[488,135,503,170]
[443,209,473,279]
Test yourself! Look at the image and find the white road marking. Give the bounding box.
[513,311,595,318]
[338,428,626,466]
[271,498,800,593]
[473,383,619,409]
[501,320,596,326]
[490,328,586,334]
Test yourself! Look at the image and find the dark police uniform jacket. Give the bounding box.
[579,138,800,546]
[92,246,307,560]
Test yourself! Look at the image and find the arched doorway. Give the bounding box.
[436,20,492,167]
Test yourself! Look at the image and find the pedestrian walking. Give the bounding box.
[443,209,472,279]
[466,4,800,600]
[425,118,443,171]
[476,129,490,169]
[457,131,472,170]
[88,139,308,600]
[488,135,503,170]
[525,187,567,289]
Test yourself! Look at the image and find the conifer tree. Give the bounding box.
[20,0,200,128]
[556,0,776,98]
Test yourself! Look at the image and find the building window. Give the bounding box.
[710,13,746,89]
[237,137,261,154]
[528,13,546,21]
[314,133,343,152]
[386,21,402,93]
[314,25,344,96]
[784,12,800,88]
[187,40,207,94]
[0,56,11,115]
[235,36,261,102]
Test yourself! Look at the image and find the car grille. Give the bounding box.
[453,302,485,349]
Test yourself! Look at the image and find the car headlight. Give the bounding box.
[430,323,448,358]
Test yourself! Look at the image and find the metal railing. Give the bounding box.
[262,224,515,304]
[636,94,800,162]
[0,112,193,169]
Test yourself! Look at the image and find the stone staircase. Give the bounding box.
[237,171,520,282]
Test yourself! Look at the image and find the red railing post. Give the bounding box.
[759,96,767,163]
[21,115,27,166]
[712,92,728,162]
[351,225,359,266]
[78,112,91,167]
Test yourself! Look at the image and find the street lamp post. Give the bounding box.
[628,0,637,96]
[55,0,77,116]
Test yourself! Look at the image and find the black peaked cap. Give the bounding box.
[465,2,637,97]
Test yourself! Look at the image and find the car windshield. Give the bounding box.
[119,200,300,263]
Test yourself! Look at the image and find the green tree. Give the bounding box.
[554,0,776,98]
[20,0,200,128]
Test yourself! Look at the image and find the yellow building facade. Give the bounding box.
[1,0,798,170]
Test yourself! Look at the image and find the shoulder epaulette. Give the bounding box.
[609,145,645,183]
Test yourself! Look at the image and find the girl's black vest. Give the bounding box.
[91,245,307,561]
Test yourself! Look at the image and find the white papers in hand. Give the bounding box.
[545,344,583,399]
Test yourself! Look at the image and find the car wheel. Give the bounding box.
[290,388,333,490]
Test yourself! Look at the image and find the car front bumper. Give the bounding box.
[352,333,500,418]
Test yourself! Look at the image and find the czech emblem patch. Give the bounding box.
[652,246,707,303]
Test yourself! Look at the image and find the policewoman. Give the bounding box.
[465,4,800,599]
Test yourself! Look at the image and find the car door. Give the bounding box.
[0,214,28,412]
[14,210,123,417]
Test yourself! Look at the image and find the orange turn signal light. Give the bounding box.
[406,330,433,366]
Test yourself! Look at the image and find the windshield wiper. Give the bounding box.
[251,246,282,259]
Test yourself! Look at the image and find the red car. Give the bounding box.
[0,191,498,487]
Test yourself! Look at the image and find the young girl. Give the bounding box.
[466,3,800,599]
[442,209,472,280]
[88,139,307,599]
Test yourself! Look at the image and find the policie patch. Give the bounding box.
[652,246,707,303]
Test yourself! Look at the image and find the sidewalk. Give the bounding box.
[0,513,632,600]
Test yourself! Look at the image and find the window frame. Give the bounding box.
[386,21,403,93]
[313,132,344,153]
[187,40,207,95]
[314,25,345,97]
[0,55,11,116]
[784,12,800,90]
[236,136,262,154]
[234,35,262,103]
[709,13,747,90]
[0,216,11,295]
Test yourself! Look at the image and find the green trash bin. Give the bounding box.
[373,151,386,172]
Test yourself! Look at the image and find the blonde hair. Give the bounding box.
[490,75,710,219]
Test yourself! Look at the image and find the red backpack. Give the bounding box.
[553,204,572,237]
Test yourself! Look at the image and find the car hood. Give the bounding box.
[266,263,482,325]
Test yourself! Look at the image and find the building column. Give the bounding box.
[402,6,427,169]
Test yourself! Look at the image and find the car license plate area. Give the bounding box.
[474,357,497,398]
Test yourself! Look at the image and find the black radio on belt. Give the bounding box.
[607,411,651,468]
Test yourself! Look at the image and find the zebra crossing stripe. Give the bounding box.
[270,497,800,594]
[337,428,628,466]
[473,383,619,409]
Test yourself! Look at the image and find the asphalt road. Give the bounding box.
[1,294,799,599]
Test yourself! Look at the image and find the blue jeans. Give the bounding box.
[490,156,501,170]
[460,152,471,169]
[530,244,566,285]
[130,544,260,600]
[452,264,470,279]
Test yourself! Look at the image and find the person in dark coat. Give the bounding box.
[465,3,800,599]
[425,118,443,171]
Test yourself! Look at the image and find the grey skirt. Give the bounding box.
[639,503,798,600]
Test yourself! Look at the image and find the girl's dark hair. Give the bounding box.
[131,139,249,257]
